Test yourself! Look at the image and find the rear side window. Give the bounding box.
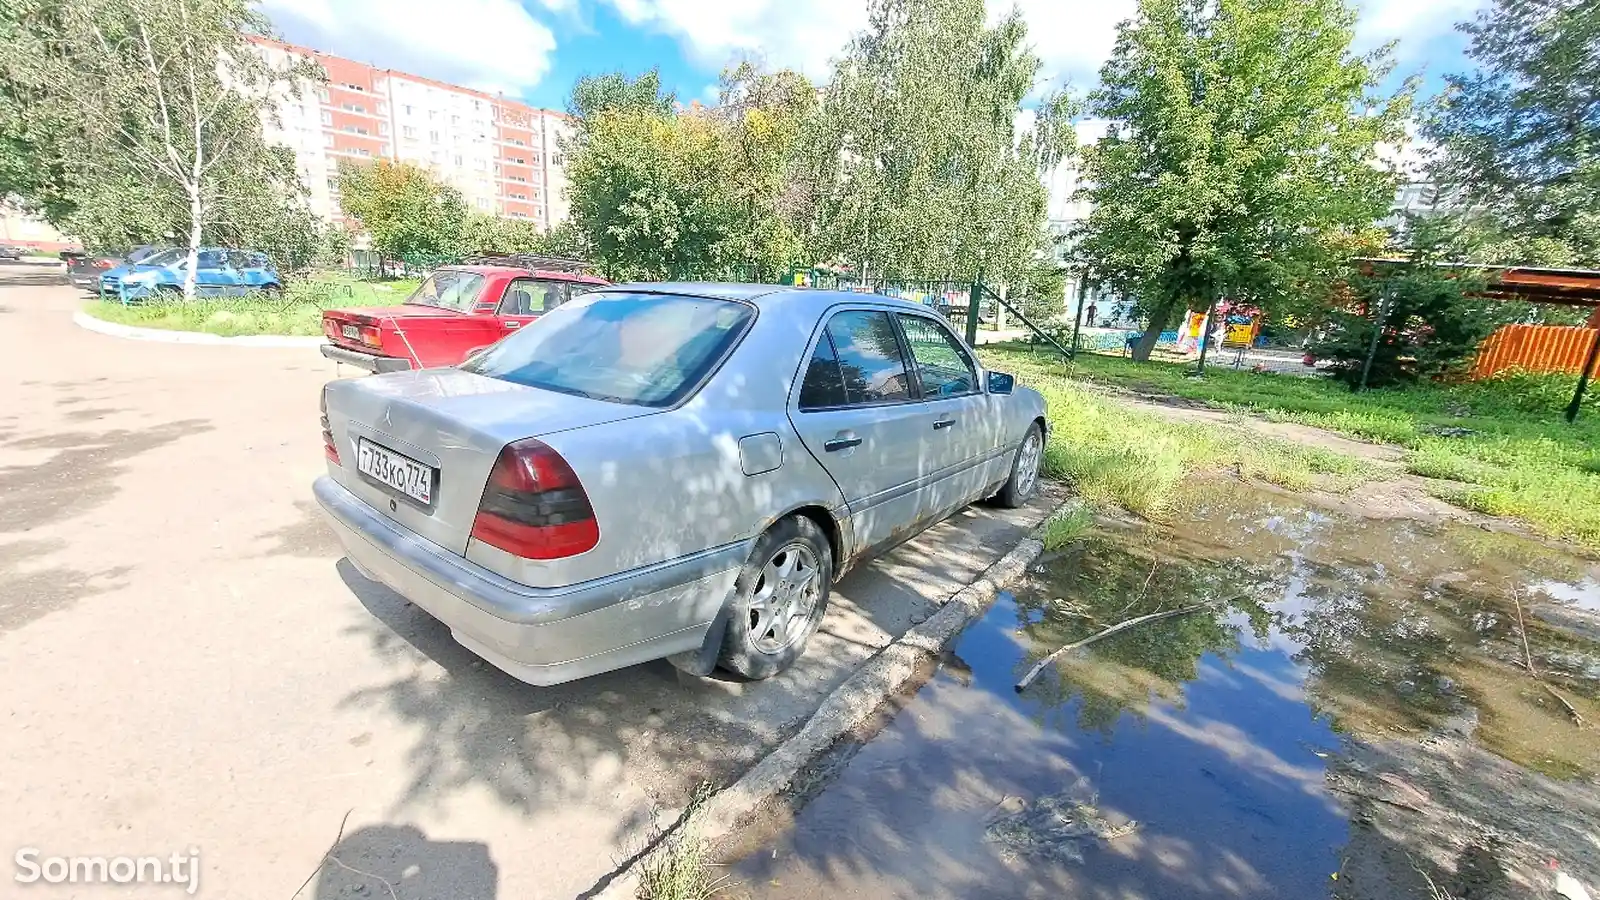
[461,292,755,407]
[498,278,570,315]
[824,310,913,404]
[798,334,849,409]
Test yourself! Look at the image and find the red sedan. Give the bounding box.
[320,256,609,372]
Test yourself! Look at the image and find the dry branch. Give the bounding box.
[1016,604,1206,692]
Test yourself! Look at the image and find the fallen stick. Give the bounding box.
[1016,604,1206,692]
[1543,682,1588,728]
[1510,585,1587,728]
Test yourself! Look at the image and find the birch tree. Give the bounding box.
[1,0,314,295]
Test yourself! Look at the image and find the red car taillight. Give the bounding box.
[92,259,114,269]
[470,439,599,560]
[320,389,339,463]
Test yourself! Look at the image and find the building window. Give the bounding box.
[429,130,439,143]
[403,104,413,115]
[323,133,334,147]
[316,87,329,102]
[343,82,364,92]
[453,154,463,166]
[320,111,332,126]
[428,110,436,121]
[476,197,490,209]
[402,125,417,139]
[552,153,564,166]
[431,150,442,163]
[379,122,390,136]
[341,102,364,113]
[377,101,388,115]
[452,114,460,125]
[473,99,481,110]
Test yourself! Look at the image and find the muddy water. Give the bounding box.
[727,483,1600,900]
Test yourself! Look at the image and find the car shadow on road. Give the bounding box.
[323,492,1054,872]
[308,822,497,900]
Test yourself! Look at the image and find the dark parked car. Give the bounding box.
[0,245,26,260]
[64,245,164,292]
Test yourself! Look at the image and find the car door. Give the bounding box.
[495,277,570,337]
[194,249,234,297]
[788,308,945,555]
[894,311,993,519]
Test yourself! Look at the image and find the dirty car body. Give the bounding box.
[314,283,1048,686]
[318,263,610,373]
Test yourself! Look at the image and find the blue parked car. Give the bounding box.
[100,247,282,302]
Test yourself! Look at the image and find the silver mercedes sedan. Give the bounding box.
[314,283,1048,686]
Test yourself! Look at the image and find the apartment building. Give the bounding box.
[252,37,572,230]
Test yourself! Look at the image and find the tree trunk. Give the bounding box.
[183,183,202,301]
[1132,294,1182,361]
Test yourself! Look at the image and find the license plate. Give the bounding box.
[342,324,360,340]
[356,439,434,505]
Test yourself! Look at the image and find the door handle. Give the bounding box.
[823,437,863,452]
[504,321,521,329]
[933,418,955,430]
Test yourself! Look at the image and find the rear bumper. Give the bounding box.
[320,343,414,373]
[312,476,745,685]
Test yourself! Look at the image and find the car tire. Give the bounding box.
[995,422,1044,508]
[718,515,833,680]
[260,283,283,299]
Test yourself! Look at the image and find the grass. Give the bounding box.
[1039,504,1097,550]
[82,271,420,337]
[984,350,1381,521]
[635,786,729,900]
[984,344,1600,549]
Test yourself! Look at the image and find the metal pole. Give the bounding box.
[1357,289,1392,393]
[1566,324,1600,423]
[1194,287,1218,376]
[1070,275,1088,359]
[965,273,982,348]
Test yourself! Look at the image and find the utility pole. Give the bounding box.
[1567,325,1600,423]
[1194,286,1218,376]
[1070,275,1088,359]
[1357,288,1392,393]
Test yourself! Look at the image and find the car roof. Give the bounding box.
[441,264,607,281]
[600,282,940,312]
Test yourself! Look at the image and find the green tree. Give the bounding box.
[1425,0,1600,268]
[0,0,318,295]
[564,107,736,279]
[715,60,816,278]
[796,0,1075,284]
[337,159,467,267]
[1074,0,1410,361]
[565,69,675,137]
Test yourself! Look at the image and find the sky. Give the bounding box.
[257,0,1487,112]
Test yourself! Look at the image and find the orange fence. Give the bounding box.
[1471,324,1600,379]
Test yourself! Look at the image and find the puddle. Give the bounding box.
[727,483,1600,900]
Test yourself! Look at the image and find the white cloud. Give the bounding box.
[597,0,869,79]
[605,0,1481,93]
[258,0,557,95]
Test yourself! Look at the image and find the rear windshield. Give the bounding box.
[460,291,756,407]
[136,249,187,267]
[405,270,486,312]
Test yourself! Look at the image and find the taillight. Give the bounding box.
[470,439,599,559]
[93,259,114,269]
[358,325,381,347]
[320,389,339,463]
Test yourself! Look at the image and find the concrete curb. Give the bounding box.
[595,500,1071,899]
[72,309,325,348]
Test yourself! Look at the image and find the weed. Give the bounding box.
[1040,505,1096,550]
[985,346,1600,549]
[636,786,731,900]
[82,271,420,337]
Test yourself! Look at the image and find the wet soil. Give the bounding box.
[724,482,1600,900]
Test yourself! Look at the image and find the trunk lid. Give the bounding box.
[324,368,657,554]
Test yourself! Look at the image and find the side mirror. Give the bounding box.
[987,370,1015,395]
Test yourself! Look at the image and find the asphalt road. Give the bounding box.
[0,261,1054,899]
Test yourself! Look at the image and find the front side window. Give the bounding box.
[404,270,486,313]
[823,310,913,404]
[898,314,977,397]
[462,292,755,407]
